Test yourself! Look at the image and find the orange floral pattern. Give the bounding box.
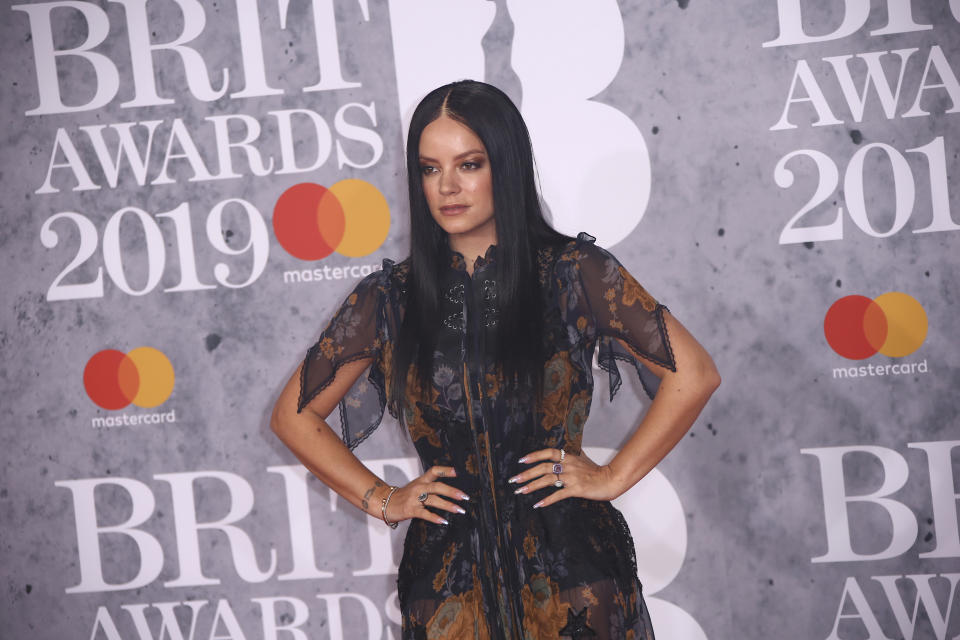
[520,574,568,637]
[619,266,658,312]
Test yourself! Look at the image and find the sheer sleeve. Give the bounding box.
[572,233,676,400]
[297,266,392,450]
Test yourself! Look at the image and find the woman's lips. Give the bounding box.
[439,204,468,216]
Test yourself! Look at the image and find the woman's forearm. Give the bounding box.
[606,313,721,496]
[606,366,720,496]
[270,359,394,518]
[272,410,391,515]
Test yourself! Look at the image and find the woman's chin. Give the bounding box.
[433,219,472,236]
[431,216,496,240]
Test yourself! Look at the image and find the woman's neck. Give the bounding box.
[449,232,498,276]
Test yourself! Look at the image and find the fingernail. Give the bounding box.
[439,518,449,525]
[533,501,543,509]
[456,507,466,514]
[514,486,527,495]
[518,456,527,463]
[508,476,518,484]
[460,493,470,501]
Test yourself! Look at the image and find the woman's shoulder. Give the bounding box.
[357,256,409,284]
[541,231,610,272]
[379,256,411,282]
[343,257,410,304]
[379,257,412,304]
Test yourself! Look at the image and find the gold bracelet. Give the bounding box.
[381,485,400,529]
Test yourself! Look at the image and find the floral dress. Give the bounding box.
[298,233,675,640]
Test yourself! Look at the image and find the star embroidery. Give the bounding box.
[559,606,596,638]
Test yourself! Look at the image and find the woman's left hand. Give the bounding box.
[509,448,621,508]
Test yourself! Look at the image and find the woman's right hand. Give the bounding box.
[386,466,469,525]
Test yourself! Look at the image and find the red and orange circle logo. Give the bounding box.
[823,292,927,360]
[273,179,390,260]
[83,347,175,410]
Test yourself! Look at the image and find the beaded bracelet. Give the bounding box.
[381,485,400,529]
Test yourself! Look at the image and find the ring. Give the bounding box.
[554,477,564,489]
[559,448,566,462]
[552,463,563,475]
[417,492,428,503]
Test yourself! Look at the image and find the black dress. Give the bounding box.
[299,233,675,639]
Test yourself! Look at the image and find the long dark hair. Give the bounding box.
[390,80,571,416]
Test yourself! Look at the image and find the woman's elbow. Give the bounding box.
[270,400,294,439]
[683,352,720,398]
[701,359,721,395]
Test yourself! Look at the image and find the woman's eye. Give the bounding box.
[420,165,437,175]
[462,161,481,170]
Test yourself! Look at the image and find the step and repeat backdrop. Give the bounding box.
[1,1,958,638]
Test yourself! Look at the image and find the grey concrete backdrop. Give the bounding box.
[2,1,958,638]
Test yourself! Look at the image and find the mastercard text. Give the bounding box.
[282,264,379,285]
[832,359,929,379]
[91,409,176,428]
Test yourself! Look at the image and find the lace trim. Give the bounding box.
[337,365,389,451]
[449,243,499,272]
[595,305,676,401]
[296,347,378,413]
[296,348,388,451]
[612,508,641,593]
[599,304,677,369]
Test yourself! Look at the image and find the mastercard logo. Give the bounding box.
[83,347,175,410]
[273,179,390,260]
[823,292,928,360]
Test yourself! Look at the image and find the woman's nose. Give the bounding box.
[439,169,460,194]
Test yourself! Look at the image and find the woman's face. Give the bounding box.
[418,115,496,248]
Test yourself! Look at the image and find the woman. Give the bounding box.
[271,80,720,639]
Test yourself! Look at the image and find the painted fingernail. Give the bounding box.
[439,518,449,525]
[456,507,466,514]
[518,456,527,463]
[459,493,470,501]
[514,486,527,495]
[508,476,519,484]
[533,501,543,509]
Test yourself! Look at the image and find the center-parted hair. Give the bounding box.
[390,80,571,416]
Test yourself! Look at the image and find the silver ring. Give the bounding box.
[552,462,563,475]
[554,477,564,489]
[417,492,428,504]
[559,448,566,462]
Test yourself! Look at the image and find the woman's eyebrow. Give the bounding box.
[418,149,486,163]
